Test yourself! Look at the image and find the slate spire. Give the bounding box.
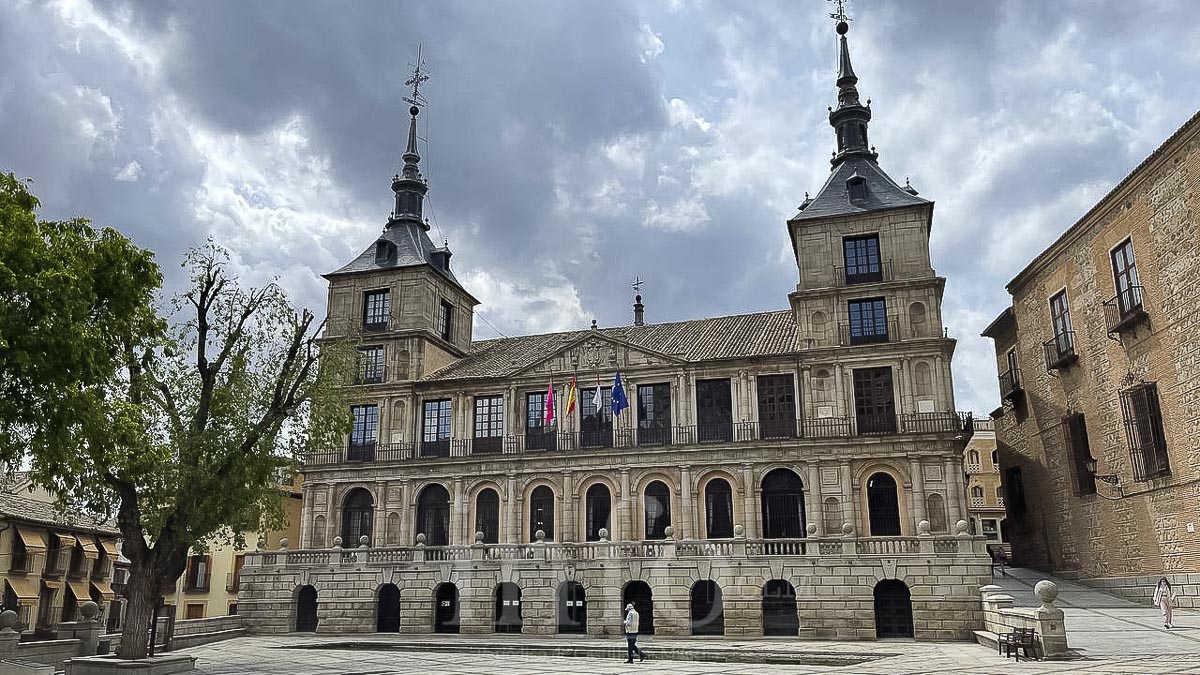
[389,104,430,230]
[828,19,878,168]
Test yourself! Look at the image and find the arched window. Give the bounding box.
[971,486,984,499]
[416,484,451,546]
[341,488,374,547]
[761,468,805,538]
[529,486,555,541]
[926,493,947,533]
[968,450,980,465]
[704,478,734,539]
[475,489,500,544]
[644,481,671,540]
[866,472,901,536]
[585,483,611,541]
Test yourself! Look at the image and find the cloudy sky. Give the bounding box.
[2,0,1198,414]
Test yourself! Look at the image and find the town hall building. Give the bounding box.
[240,17,988,641]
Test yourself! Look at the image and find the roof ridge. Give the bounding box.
[469,308,793,347]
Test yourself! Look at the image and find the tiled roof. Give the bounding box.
[790,155,929,222]
[0,489,119,535]
[425,310,799,381]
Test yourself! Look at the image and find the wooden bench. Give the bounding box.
[997,626,1040,661]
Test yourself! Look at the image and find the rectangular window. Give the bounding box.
[438,300,453,341]
[525,392,556,451]
[853,367,896,435]
[1049,290,1073,354]
[44,534,61,575]
[847,298,889,344]
[636,383,672,446]
[230,554,245,591]
[357,346,384,384]
[695,378,733,442]
[1111,238,1142,316]
[756,374,796,439]
[473,395,504,454]
[422,399,452,457]
[348,404,378,461]
[9,532,27,573]
[842,234,882,284]
[1121,382,1170,481]
[1062,413,1096,496]
[363,290,390,329]
[185,555,210,591]
[580,387,613,448]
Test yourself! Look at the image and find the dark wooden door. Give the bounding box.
[558,582,587,633]
[756,374,796,439]
[762,580,798,636]
[690,581,724,636]
[867,472,902,536]
[376,584,400,632]
[296,586,318,632]
[874,581,913,638]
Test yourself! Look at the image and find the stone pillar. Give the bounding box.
[505,474,518,543]
[944,457,963,525]
[899,356,913,413]
[834,363,847,423]
[840,460,856,533]
[324,483,338,546]
[803,463,820,535]
[679,465,693,540]
[0,610,19,660]
[619,468,632,541]
[452,477,465,545]
[299,485,315,549]
[560,470,574,542]
[910,458,927,529]
[741,463,757,539]
[373,480,387,547]
[398,479,412,545]
[801,367,814,420]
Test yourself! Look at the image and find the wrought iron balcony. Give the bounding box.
[998,367,1022,401]
[833,259,893,286]
[353,366,387,385]
[362,320,390,333]
[1103,285,1147,335]
[1043,331,1078,372]
[838,317,900,346]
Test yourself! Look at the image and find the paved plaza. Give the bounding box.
[188,569,1200,674]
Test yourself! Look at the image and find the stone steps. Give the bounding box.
[281,639,896,666]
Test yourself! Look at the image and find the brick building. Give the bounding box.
[241,18,988,640]
[982,110,1200,603]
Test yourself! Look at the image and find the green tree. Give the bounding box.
[0,173,350,659]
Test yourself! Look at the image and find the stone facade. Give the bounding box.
[983,110,1200,589]
[242,20,988,641]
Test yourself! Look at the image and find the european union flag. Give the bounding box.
[611,371,629,416]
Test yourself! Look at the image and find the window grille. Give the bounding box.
[1120,382,1170,481]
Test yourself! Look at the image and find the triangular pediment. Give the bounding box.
[515,332,686,377]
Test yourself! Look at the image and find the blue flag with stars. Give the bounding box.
[611,371,629,416]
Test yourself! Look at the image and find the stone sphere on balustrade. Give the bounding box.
[415,533,426,545]
[80,601,99,621]
[332,536,343,548]
[955,520,970,535]
[733,524,744,537]
[917,519,931,536]
[663,525,674,539]
[475,531,485,544]
[534,529,546,542]
[0,610,18,631]
[359,535,369,547]
[1035,580,1059,606]
[806,523,818,536]
[841,522,854,535]
[598,528,609,541]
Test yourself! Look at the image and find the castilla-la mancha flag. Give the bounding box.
[544,380,556,426]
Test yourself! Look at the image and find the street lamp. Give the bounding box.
[1084,457,1120,485]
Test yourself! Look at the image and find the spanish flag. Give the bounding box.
[564,376,577,416]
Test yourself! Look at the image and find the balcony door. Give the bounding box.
[695,379,732,442]
[1049,290,1073,353]
[1111,238,1142,315]
[853,367,896,435]
[636,383,672,446]
[756,374,796,439]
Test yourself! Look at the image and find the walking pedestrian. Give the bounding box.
[623,603,646,663]
[1154,577,1177,628]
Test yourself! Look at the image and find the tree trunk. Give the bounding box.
[117,564,157,659]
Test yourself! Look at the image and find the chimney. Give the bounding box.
[633,294,644,326]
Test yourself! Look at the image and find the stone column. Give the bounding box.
[560,470,574,542]
[299,485,315,549]
[741,463,758,539]
[839,460,855,533]
[452,477,465,546]
[324,483,338,545]
[398,480,412,545]
[505,474,518,543]
[373,480,387,547]
[801,367,814,420]
[899,356,913,413]
[944,457,963,525]
[679,465,693,540]
[803,463,820,535]
[910,458,927,529]
[619,467,632,541]
[834,363,847,422]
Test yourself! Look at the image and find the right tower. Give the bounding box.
[788,17,964,528]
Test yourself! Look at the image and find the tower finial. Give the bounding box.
[825,0,876,168]
[632,277,645,326]
[389,45,432,229]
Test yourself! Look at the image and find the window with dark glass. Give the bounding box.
[847,176,867,201]
[529,486,555,541]
[44,534,61,575]
[363,290,389,329]
[843,235,882,284]
[637,383,672,446]
[422,399,452,457]
[1062,413,1096,496]
[438,300,453,341]
[1005,467,1026,515]
[185,555,211,591]
[757,374,796,439]
[473,396,504,454]
[341,488,374,547]
[417,484,451,546]
[644,481,671,540]
[761,468,805,538]
[1111,238,1142,317]
[357,346,384,384]
[525,392,555,451]
[704,479,734,539]
[349,404,378,460]
[10,533,27,572]
[1121,382,1169,481]
[848,298,889,344]
[585,483,611,542]
[1005,348,1020,389]
[1049,290,1073,355]
[695,379,733,442]
[475,489,500,544]
[580,387,613,448]
[853,367,896,435]
[866,473,901,536]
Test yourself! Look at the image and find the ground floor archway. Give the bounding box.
[690,580,724,636]
[762,579,798,636]
[557,581,587,634]
[376,583,400,632]
[296,585,318,632]
[622,580,654,635]
[434,583,460,634]
[873,580,913,639]
[494,582,522,633]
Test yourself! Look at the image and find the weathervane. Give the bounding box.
[828,0,850,24]
[403,44,430,108]
[632,276,644,295]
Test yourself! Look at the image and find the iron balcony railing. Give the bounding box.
[362,320,390,333]
[304,414,972,468]
[1043,331,1078,371]
[998,366,1022,401]
[1103,285,1147,335]
[838,317,900,346]
[353,365,387,385]
[833,260,893,287]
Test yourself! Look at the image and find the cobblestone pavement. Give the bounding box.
[189,568,1200,674]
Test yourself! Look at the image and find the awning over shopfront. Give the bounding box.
[67,580,92,605]
[15,526,47,552]
[5,576,38,602]
[96,538,121,558]
[79,537,100,560]
[90,579,116,602]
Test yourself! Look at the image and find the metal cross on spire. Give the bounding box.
[631,276,644,295]
[403,44,430,108]
[828,0,851,24]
